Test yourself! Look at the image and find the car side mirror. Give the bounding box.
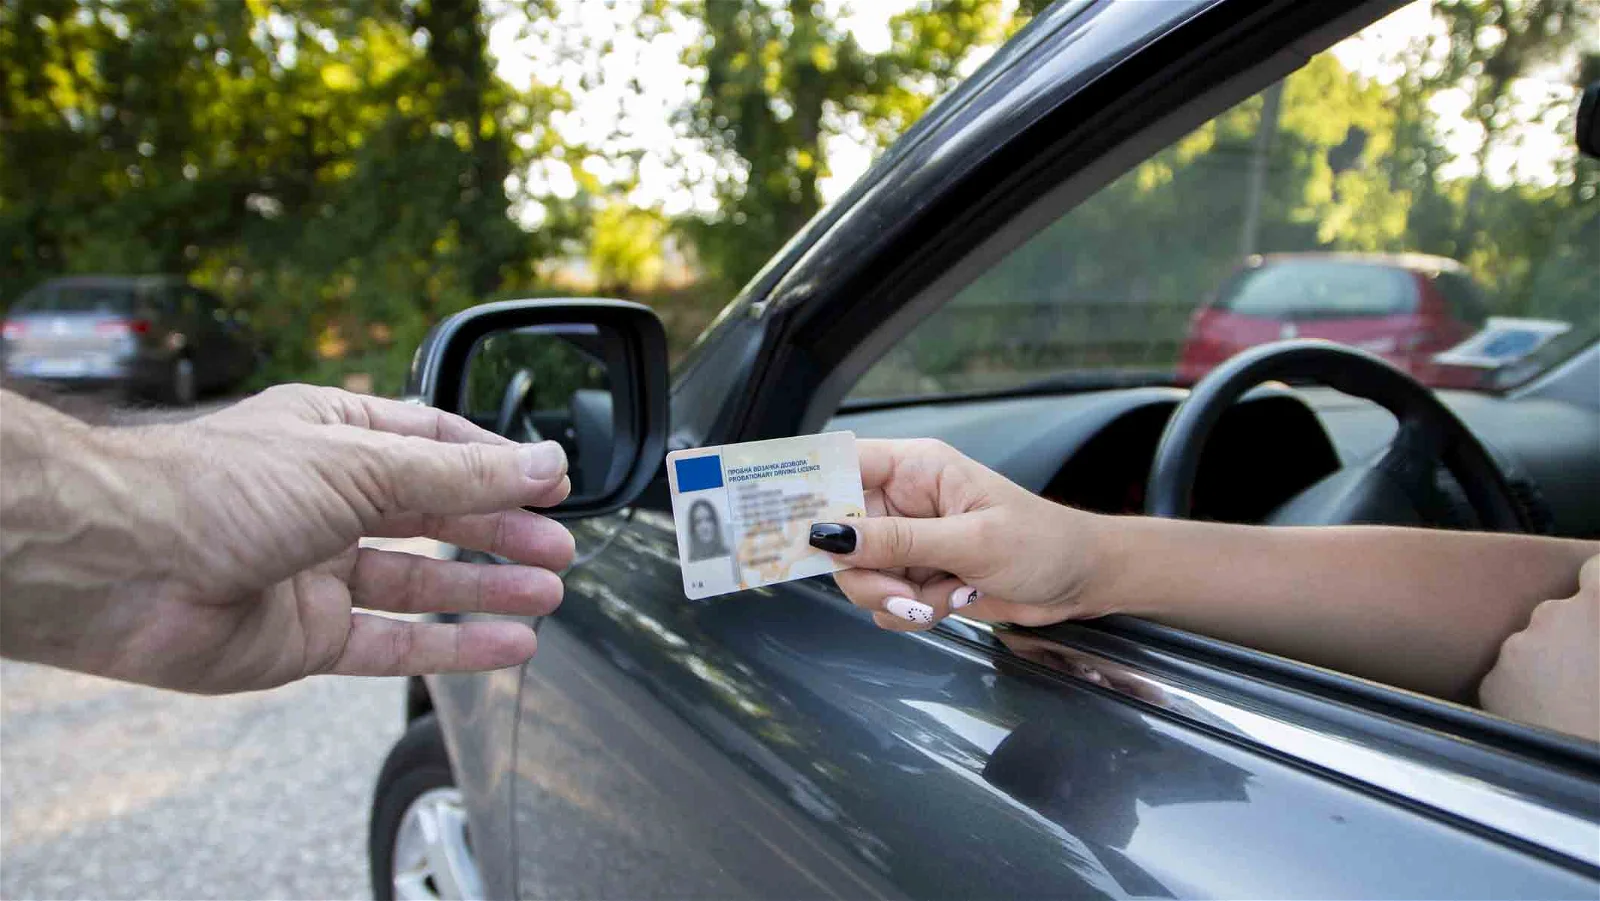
[407,298,669,519]
[1580,80,1600,160]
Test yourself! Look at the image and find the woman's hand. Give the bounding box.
[1479,555,1600,742]
[809,439,1108,631]
[1,385,576,694]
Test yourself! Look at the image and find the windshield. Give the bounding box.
[850,0,1597,402]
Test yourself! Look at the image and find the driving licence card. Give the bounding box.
[667,431,865,599]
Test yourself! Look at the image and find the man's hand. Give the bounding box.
[1479,555,1600,742]
[0,385,576,694]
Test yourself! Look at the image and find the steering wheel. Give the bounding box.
[495,368,544,443]
[1146,340,1533,532]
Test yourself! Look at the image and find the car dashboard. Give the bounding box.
[829,384,1600,537]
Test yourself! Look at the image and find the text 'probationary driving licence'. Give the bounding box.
[666,432,865,599]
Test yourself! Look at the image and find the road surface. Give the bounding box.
[0,659,405,899]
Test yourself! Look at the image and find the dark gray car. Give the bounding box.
[1,275,256,404]
[369,0,1600,897]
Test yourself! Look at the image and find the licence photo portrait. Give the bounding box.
[686,499,730,561]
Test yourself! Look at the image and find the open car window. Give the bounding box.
[828,0,1600,781]
[850,0,1598,402]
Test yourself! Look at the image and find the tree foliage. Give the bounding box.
[3,0,1592,396]
[1,0,569,391]
[676,0,1012,290]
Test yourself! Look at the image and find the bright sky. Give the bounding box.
[488,0,1583,228]
[1329,0,1580,187]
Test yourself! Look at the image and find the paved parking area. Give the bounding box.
[0,660,404,899]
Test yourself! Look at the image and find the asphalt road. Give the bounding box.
[0,660,404,900]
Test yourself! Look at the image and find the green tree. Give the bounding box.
[675,0,1012,290]
[0,0,574,393]
[589,199,669,296]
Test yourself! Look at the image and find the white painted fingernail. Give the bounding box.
[950,586,981,609]
[885,596,935,625]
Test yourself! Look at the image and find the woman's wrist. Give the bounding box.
[1052,504,1123,618]
[1002,496,1123,623]
[1065,511,1200,622]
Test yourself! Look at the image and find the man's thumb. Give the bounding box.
[811,514,982,573]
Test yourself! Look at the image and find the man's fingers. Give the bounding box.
[814,513,989,575]
[241,385,514,446]
[371,509,577,570]
[365,433,569,519]
[334,393,514,445]
[349,549,564,616]
[328,615,538,677]
[531,475,572,509]
[302,385,516,446]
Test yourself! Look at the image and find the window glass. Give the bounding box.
[14,285,136,315]
[1216,260,1417,319]
[851,0,1598,400]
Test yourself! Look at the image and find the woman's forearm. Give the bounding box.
[1086,514,1598,701]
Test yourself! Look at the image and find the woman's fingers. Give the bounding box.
[835,568,932,630]
[371,508,577,570]
[857,438,960,492]
[834,568,969,631]
[328,615,537,677]
[349,548,564,617]
[834,566,1012,634]
[812,513,990,576]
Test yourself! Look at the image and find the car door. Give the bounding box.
[521,506,1597,899]
[512,1,1598,898]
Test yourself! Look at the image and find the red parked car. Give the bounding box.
[1178,253,1489,388]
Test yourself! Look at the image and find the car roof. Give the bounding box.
[1255,252,1469,274]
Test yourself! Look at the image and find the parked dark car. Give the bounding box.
[1179,253,1489,389]
[369,1,1600,898]
[1,275,256,404]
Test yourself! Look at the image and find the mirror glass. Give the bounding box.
[461,324,628,505]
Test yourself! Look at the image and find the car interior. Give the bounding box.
[802,0,1600,756]
[829,379,1600,537]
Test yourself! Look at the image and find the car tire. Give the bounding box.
[369,714,484,901]
[168,357,197,406]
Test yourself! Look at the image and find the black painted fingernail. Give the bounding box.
[809,523,856,554]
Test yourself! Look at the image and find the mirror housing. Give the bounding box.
[408,298,669,519]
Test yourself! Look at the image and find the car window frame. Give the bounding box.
[760,0,1404,439]
[698,0,1600,854]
